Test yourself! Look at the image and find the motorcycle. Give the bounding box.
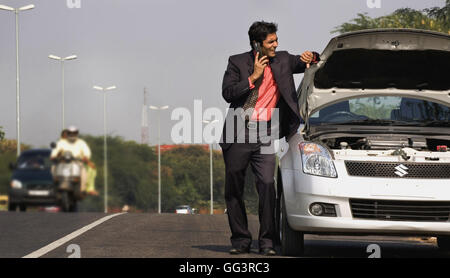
[53,151,84,212]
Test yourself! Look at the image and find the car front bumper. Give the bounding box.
[282,168,450,236]
[8,188,57,206]
[286,193,450,236]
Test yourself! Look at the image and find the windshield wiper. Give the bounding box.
[337,119,418,126]
[417,120,450,127]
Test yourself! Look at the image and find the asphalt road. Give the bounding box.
[0,212,448,258]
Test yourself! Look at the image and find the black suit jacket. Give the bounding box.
[219,50,311,150]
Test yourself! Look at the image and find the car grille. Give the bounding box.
[27,184,52,190]
[345,161,450,179]
[350,199,450,222]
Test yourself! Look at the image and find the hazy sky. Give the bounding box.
[0,0,445,148]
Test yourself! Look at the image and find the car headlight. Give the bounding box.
[10,180,23,189]
[299,142,337,178]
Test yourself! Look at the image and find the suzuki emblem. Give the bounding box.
[394,164,408,177]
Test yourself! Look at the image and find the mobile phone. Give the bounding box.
[253,41,262,57]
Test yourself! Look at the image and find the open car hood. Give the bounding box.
[299,29,450,121]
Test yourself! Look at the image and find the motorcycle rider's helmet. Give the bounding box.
[67,126,79,143]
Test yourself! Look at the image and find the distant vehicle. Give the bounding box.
[8,149,55,212]
[175,205,193,214]
[0,195,8,211]
[53,151,85,212]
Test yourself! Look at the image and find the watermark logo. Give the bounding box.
[66,244,81,258]
[366,244,381,258]
[67,0,81,9]
[366,0,381,9]
[171,100,223,145]
[169,100,280,154]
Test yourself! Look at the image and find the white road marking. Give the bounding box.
[22,212,127,258]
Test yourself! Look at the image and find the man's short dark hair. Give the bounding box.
[248,21,278,50]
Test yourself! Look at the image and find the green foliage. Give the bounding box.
[0,139,31,194]
[424,0,450,30]
[79,135,160,212]
[0,127,4,141]
[333,1,450,34]
[0,152,16,195]
[160,145,226,211]
[78,136,245,213]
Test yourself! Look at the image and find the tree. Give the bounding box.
[0,139,31,194]
[0,139,30,154]
[77,136,239,213]
[161,145,228,211]
[80,135,159,212]
[333,1,450,34]
[0,127,4,141]
[425,0,450,30]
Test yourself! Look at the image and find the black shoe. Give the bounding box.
[229,247,250,255]
[260,247,276,256]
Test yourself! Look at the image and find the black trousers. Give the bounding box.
[222,136,276,250]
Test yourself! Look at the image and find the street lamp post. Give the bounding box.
[149,105,169,214]
[203,119,219,215]
[0,4,35,156]
[49,54,77,130]
[93,85,117,213]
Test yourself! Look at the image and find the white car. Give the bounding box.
[276,29,450,256]
[175,205,194,214]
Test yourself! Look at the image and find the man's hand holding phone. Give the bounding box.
[250,52,269,84]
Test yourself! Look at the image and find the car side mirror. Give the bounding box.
[9,162,16,170]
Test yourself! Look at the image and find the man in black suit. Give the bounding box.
[219,21,319,256]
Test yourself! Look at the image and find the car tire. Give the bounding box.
[8,203,17,211]
[279,193,305,257]
[19,204,26,212]
[69,202,78,213]
[437,236,450,251]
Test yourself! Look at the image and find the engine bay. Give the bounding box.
[321,135,450,152]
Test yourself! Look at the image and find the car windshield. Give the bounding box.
[17,152,51,170]
[309,96,450,127]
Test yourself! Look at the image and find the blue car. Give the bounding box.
[8,149,55,211]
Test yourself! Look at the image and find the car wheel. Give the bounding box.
[437,236,450,251]
[279,193,304,256]
[19,204,26,212]
[69,201,78,213]
[8,203,17,211]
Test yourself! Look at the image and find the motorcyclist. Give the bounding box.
[50,126,92,194]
